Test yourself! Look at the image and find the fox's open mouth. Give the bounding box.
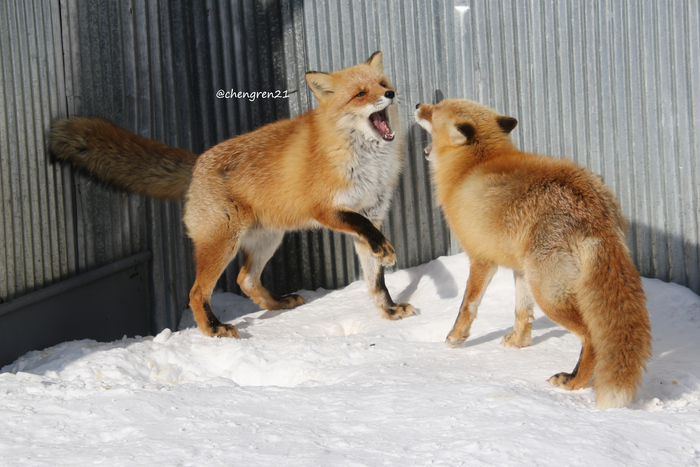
[370,109,394,141]
[422,142,435,162]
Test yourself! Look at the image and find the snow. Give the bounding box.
[1,253,699,466]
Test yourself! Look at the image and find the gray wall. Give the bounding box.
[1,1,698,346]
[1,1,68,306]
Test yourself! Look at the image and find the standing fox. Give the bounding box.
[50,52,416,338]
[415,99,651,408]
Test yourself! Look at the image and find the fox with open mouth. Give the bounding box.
[50,52,416,338]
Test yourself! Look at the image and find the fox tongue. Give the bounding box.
[371,112,394,141]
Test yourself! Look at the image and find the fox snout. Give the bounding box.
[414,103,433,122]
[414,103,434,160]
[414,103,434,132]
[376,90,395,108]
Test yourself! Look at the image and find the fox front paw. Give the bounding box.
[381,302,418,320]
[445,331,468,348]
[501,330,532,348]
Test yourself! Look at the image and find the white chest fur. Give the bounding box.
[333,132,401,220]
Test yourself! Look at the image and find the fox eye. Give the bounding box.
[379,82,388,88]
[355,91,366,98]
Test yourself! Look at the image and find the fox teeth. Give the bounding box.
[370,109,394,141]
[424,143,434,161]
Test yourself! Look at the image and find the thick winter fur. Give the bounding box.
[415,99,652,408]
[50,117,197,200]
[50,52,416,338]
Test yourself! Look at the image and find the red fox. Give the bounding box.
[50,52,416,338]
[415,99,652,408]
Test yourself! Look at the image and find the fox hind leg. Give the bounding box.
[237,228,305,310]
[501,271,535,348]
[189,231,241,338]
[354,238,416,320]
[529,279,595,390]
[548,335,595,390]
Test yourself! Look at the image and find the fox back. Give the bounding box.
[184,52,403,234]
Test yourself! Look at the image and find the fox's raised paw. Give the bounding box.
[382,302,418,320]
[501,331,532,348]
[370,239,396,267]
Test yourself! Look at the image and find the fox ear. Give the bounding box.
[305,72,336,100]
[498,116,518,134]
[366,51,384,73]
[449,122,475,145]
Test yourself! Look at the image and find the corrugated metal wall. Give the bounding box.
[1,0,698,339]
[1,1,70,303]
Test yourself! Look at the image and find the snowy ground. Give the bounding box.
[1,253,699,466]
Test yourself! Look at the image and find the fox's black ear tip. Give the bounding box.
[498,116,518,134]
[456,122,475,141]
[367,51,383,67]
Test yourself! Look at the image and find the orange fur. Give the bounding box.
[50,117,197,200]
[415,99,652,408]
[50,52,417,338]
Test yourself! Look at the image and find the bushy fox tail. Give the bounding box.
[49,117,198,200]
[577,236,652,408]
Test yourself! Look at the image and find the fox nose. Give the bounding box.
[415,103,421,109]
[384,90,395,99]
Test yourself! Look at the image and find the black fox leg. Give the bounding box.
[353,237,416,320]
[316,210,396,266]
